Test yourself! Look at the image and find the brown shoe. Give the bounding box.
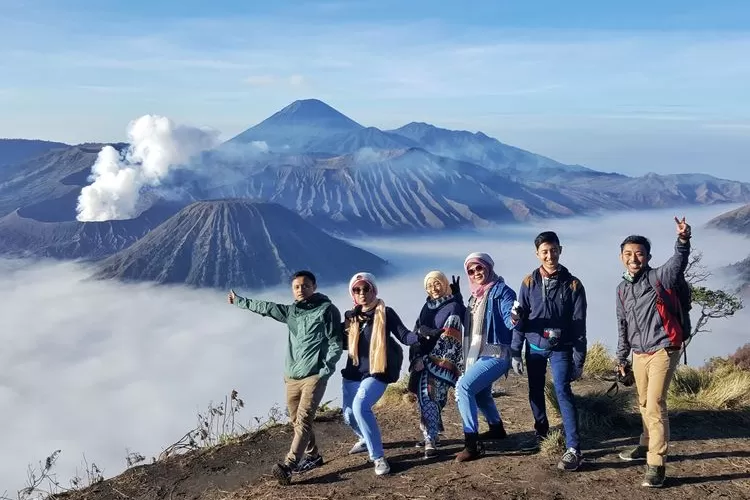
[455,433,484,462]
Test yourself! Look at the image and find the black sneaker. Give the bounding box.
[641,465,665,488]
[271,462,293,486]
[557,448,583,471]
[295,454,324,473]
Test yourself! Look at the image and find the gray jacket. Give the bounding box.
[616,237,691,363]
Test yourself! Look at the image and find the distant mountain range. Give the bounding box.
[0,138,69,171]
[705,203,750,293]
[91,200,388,289]
[2,98,750,289]
[705,203,750,236]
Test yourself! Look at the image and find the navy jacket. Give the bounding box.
[511,265,587,369]
[341,306,417,383]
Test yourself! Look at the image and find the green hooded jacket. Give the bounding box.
[234,292,343,380]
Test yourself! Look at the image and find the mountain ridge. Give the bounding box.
[91,199,389,289]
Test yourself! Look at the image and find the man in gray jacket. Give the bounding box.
[615,216,691,488]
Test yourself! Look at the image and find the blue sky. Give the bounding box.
[1,0,749,179]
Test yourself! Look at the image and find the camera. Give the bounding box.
[543,328,561,347]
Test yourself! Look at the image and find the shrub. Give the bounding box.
[729,343,750,371]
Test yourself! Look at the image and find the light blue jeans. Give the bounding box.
[342,377,388,460]
[457,356,511,433]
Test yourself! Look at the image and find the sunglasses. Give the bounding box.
[352,285,371,294]
[467,265,485,276]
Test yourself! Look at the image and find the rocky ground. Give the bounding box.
[54,376,750,500]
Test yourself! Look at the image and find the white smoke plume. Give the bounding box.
[76,115,220,222]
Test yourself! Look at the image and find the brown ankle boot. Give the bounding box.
[478,422,507,441]
[455,433,483,462]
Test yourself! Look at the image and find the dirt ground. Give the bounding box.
[56,376,750,500]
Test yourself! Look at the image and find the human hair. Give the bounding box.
[620,235,651,255]
[534,231,560,249]
[291,270,316,285]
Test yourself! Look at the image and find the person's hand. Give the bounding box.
[417,325,443,338]
[511,300,522,325]
[450,275,461,296]
[411,359,425,372]
[675,216,691,240]
[512,357,524,376]
[228,289,237,304]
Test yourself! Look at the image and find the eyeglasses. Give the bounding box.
[467,265,484,276]
[352,285,371,294]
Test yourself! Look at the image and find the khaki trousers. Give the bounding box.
[285,374,328,464]
[633,348,681,466]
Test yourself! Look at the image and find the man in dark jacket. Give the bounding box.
[511,231,587,472]
[228,270,343,486]
[615,217,691,488]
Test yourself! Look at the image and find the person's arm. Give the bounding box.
[319,305,344,381]
[571,279,587,375]
[386,307,419,345]
[655,237,691,288]
[615,286,631,365]
[497,283,518,331]
[511,279,530,358]
[235,295,290,323]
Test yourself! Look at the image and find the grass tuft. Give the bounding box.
[539,429,565,457]
[668,363,750,412]
[545,380,633,432]
[583,342,617,379]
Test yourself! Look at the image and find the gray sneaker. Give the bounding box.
[557,448,583,471]
[619,445,647,461]
[373,457,390,476]
[424,439,438,459]
[348,439,367,455]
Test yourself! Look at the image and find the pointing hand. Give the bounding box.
[228,289,237,304]
[674,216,691,240]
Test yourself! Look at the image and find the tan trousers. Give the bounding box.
[633,348,681,466]
[285,374,328,464]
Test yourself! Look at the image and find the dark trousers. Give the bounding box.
[526,347,580,451]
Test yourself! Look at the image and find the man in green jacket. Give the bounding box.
[228,270,343,486]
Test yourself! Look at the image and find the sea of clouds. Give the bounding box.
[1,204,749,491]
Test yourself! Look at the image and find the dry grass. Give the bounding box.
[539,428,565,457]
[376,373,415,407]
[545,381,634,433]
[583,342,617,379]
[668,363,750,412]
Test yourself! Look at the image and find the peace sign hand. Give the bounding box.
[674,216,691,240]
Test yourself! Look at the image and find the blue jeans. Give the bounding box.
[457,356,511,433]
[526,346,580,451]
[342,377,388,460]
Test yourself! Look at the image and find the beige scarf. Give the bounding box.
[348,298,388,374]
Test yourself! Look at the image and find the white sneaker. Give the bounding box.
[373,457,390,476]
[348,439,367,455]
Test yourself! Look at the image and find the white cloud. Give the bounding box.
[244,75,277,86]
[1,204,749,490]
[244,74,307,87]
